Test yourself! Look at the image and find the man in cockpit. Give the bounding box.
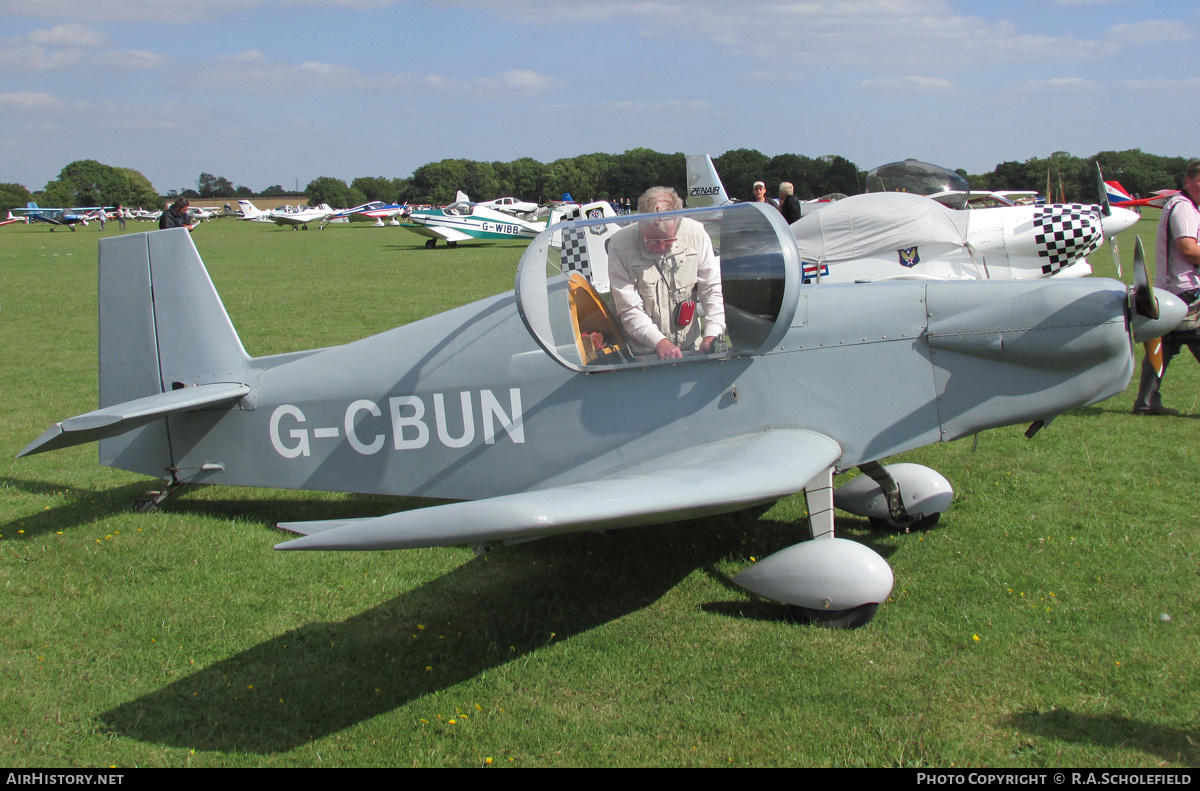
[607,186,726,360]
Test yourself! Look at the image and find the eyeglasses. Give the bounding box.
[644,235,677,251]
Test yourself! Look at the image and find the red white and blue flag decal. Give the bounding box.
[802,261,829,282]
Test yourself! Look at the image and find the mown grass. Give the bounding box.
[0,214,1197,767]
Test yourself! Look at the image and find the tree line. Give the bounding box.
[4,148,1193,216]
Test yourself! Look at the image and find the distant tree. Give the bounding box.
[814,155,860,196]
[607,148,682,201]
[409,159,469,204]
[714,148,771,200]
[235,185,253,197]
[542,153,614,202]
[261,185,288,197]
[32,161,160,208]
[765,153,823,199]
[507,157,545,201]
[0,182,32,213]
[180,188,200,199]
[35,180,75,207]
[197,173,236,198]
[1094,148,1190,197]
[463,161,501,200]
[116,167,160,206]
[304,176,364,208]
[351,176,398,204]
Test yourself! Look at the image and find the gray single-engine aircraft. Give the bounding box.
[18,203,1185,628]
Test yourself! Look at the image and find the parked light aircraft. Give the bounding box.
[235,200,270,222]
[130,207,162,222]
[329,201,411,226]
[10,202,102,231]
[186,206,216,222]
[1104,180,1178,209]
[267,203,336,231]
[406,192,544,248]
[476,196,539,216]
[18,204,1186,628]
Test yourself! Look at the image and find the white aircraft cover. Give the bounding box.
[790,192,969,265]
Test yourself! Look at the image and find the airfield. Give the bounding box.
[2,216,1197,767]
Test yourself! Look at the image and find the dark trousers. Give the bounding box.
[1134,332,1200,410]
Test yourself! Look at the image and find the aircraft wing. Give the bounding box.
[275,429,841,551]
[17,382,250,457]
[409,223,475,244]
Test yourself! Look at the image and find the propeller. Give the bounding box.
[1095,160,1122,278]
[1130,236,1158,320]
[1128,234,1188,347]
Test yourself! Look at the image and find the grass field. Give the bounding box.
[1,215,1197,768]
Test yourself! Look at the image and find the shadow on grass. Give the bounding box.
[0,476,432,542]
[98,511,839,754]
[1008,709,1200,767]
[96,508,913,755]
[0,477,154,540]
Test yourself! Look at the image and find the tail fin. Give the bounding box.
[1104,180,1133,204]
[94,230,250,472]
[685,154,732,208]
[237,199,264,218]
[455,190,469,203]
[26,202,39,209]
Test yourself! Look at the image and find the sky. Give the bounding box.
[1,0,1197,198]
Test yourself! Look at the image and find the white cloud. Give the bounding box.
[0,0,251,23]
[0,44,85,73]
[602,99,712,114]
[0,91,66,111]
[96,50,172,70]
[1122,77,1200,92]
[26,23,108,47]
[199,51,562,97]
[471,69,562,93]
[1107,20,1195,44]
[442,0,1102,68]
[1016,77,1099,93]
[859,75,955,93]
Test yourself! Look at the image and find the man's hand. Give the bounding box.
[655,339,683,359]
[699,336,717,354]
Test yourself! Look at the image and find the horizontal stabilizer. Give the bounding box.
[275,429,841,551]
[18,382,250,457]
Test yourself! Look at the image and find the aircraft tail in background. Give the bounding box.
[237,199,268,220]
[684,154,734,208]
[19,230,253,478]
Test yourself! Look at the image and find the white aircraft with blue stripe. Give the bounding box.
[407,191,544,249]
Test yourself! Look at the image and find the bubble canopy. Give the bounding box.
[864,160,971,209]
[515,202,802,373]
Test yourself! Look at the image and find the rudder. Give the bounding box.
[97,229,251,475]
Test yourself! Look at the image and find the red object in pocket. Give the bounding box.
[675,299,695,328]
